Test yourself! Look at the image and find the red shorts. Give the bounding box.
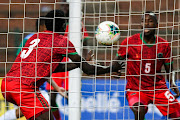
[46,72,69,91]
[126,90,180,116]
[1,78,50,119]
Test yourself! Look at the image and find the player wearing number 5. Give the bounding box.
[116,11,180,120]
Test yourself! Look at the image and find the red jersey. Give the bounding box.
[46,57,69,91]
[6,30,77,88]
[117,33,172,91]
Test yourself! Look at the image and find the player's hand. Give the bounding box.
[85,50,97,65]
[111,62,125,78]
[57,87,68,99]
[85,50,94,61]
[112,61,125,72]
[171,84,180,98]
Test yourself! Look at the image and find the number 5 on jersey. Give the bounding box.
[145,63,151,73]
[164,91,175,102]
[20,39,40,59]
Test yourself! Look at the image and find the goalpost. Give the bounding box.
[0,0,179,120]
[68,0,82,120]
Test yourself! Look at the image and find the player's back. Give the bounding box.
[6,30,65,87]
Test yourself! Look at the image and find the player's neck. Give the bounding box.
[143,34,156,44]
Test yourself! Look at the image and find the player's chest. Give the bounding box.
[128,45,163,60]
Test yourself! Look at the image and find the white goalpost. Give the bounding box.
[68,0,82,120]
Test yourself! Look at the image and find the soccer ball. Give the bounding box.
[95,21,120,45]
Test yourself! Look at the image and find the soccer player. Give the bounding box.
[116,11,180,120]
[0,17,47,120]
[1,10,122,120]
[0,17,66,120]
[45,7,90,120]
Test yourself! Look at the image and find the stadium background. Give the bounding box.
[0,0,179,120]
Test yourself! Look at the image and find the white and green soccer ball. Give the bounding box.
[95,21,120,45]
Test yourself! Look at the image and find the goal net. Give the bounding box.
[0,0,179,120]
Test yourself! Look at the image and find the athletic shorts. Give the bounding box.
[46,72,69,91]
[126,90,180,116]
[1,78,50,120]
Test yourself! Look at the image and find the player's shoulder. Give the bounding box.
[28,31,55,46]
[129,33,141,39]
[54,34,67,42]
[156,36,168,43]
[24,33,38,44]
[156,36,170,47]
[54,34,68,46]
[37,31,59,41]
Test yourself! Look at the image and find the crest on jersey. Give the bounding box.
[157,53,163,58]
[157,53,163,61]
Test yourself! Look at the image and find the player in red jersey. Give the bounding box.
[45,7,90,120]
[116,11,180,120]
[0,17,69,120]
[1,10,122,120]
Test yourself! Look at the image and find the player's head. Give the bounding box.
[45,10,66,32]
[141,11,158,36]
[61,0,69,16]
[36,17,46,32]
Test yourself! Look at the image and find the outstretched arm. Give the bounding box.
[54,62,78,73]
[68,54,123,75]
[54,50,95,73]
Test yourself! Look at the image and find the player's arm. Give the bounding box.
[164,63,179,98]
[47,79,68,99]
[164,63,174,85]
[54,62,78,73]
[55,54,124,75]
[164,43,179,98]
[112,55,125,77]
[68,54,123,75]
[54,50,95,73]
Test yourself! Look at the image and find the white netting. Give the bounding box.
[0,0,179,120]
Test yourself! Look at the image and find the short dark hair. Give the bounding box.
[45,10,66,32]
[142,11,158,23]
[36,17,46,32]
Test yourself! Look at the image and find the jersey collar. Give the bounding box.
[140,33,156,47]
[43,30,60,36]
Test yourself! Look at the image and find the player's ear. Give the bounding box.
[155,22,158,28]
[62,23,66,31]
[154,20,158,28]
